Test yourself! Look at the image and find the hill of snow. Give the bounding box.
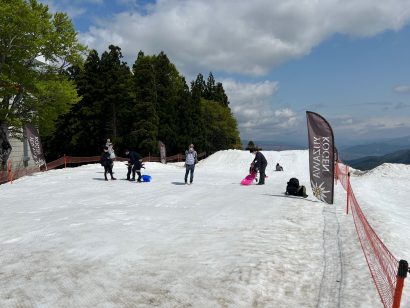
[0,150,409,307]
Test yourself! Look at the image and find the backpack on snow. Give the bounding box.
[286,177,300,195]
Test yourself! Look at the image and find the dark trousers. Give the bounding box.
[185,164,195,183]
[127,163,141,181]
[258,163,267,184]
[104,164,114,180]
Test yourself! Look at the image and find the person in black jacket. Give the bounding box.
[125,149,142,182]
[100,146,116,181]
[250,148,267,185]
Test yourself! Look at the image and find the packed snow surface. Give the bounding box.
[0,150,409,307]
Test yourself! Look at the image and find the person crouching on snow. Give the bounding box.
[100,146,116,181]
[184,144,198,184]
[125,149,142,182]
[250,148,267,185]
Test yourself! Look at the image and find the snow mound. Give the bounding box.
[199,149,309,174]
[362,163,410,178]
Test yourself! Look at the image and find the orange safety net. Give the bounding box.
[0,152,207,185]
[336,161,401,308]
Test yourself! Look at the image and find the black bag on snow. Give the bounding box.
[286,177,300,195]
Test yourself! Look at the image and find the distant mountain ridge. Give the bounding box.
[339,135,410,160]
[346,149,410,171]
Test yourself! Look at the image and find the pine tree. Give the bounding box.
[153,51,181,154]
[200,99,241,153]
[175,77,194,152]
[51,50,104,156]
[214,82,229,106]
[99,45,133,151]
[130,51,159,155]
[190,75,206,152]
[204,72,215,100]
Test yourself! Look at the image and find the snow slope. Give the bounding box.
[0,150,409,307]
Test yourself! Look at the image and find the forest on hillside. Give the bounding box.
[44,46,242,159]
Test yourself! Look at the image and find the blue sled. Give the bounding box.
[142,175,152,182]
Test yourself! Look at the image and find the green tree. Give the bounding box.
[214,82,229,106]
[45,50,103,158]
[190,76,206,151]
[204,72,215,100]
[175,77,194,152]
[153,51,181,154]
[130,51,159,155]
[201,99,242,153]
[47,46,135,158]
[99,45,134,149]
[0,0,86,136]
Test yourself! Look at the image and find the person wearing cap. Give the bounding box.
[250,148,267,185]
[100,146,116,181]
[184,144,198,184]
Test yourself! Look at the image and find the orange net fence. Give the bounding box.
[0,152,206,185]
[336,160,408,308]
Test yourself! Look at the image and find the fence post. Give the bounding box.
[392,260,408,308]
[346,171,350,215]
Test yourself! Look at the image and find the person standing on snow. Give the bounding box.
[106,138,116,159]
[125,149,142,182]
[100,146,116,181]
[250,148,267,185]
[184,144,198,184]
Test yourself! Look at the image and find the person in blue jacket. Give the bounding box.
[125,149,142,182]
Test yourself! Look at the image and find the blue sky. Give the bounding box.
[42,0,410,146]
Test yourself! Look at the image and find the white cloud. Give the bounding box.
[78,0,410,76]
[222,79,300,139]
[393,85,410,94]
[334,115,410,137]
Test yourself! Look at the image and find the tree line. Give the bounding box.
[45,46,242,159]
[0,0,242,162]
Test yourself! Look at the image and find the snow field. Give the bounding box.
[0,150,409,307]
